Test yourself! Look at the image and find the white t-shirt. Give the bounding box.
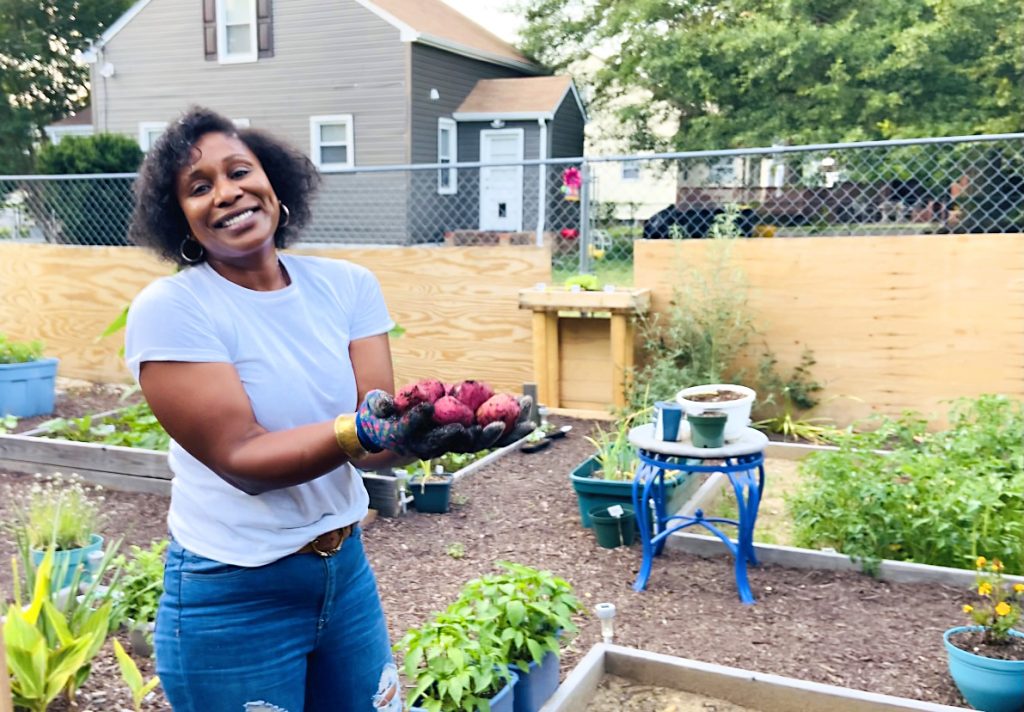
[125,253,394,566]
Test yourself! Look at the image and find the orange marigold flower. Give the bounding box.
[979,582,993,596]
[995,602,1012,617]
[976,556,987,569]
[962,604,974,613]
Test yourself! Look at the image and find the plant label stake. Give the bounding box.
[607,505,625,518]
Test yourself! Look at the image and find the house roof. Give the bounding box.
[84,0,539,73]
[453,76,587,122]
[49,106,93,128]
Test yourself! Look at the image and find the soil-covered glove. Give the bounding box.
[440,395,535,454]
[355,390,489,461]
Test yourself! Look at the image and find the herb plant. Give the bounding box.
[8,473,105,551]
[789,395,1024,573]
[0,333,44,363]
[42,402,170,451]
[110,538,168,632]
[961,556,1024,645]
[753,348,839,444]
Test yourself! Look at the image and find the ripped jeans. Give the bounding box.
[155,528,402,712]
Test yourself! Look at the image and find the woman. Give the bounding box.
[125,106,527,711]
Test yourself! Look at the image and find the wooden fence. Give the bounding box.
[1,235,1022,427]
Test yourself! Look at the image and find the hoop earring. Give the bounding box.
[180,236,204,264]
[279,203,291,228]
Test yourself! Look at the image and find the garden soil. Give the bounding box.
[0,383,971,710]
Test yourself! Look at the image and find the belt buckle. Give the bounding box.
[309,526,349,558]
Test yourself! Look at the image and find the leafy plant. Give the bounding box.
[395,610,511,712]
[4,548,114,711]
[112,639,161,712]
[42,402,170,451]
[0,413,18,434]
[789,395,1024,573]
[961,556,1024,645]
[446,542,465,560]
[753,348,840,444]
[0,332,44,363]
[7,473,105,551]
[451,562,581,674]
[585,419,639,481]
[110,538,167,633]
[563,273,602,291]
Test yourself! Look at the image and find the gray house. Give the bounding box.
[76,0,587,244]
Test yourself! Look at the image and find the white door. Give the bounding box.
[479,129,524,231]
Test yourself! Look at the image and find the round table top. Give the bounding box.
[629,422,769,458]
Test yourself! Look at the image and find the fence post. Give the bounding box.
[0,631,13,712]
[578,160,592,274]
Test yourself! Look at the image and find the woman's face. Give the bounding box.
[175,131,280,264]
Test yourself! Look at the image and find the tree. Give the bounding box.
[517,0,1024,151]
[0,0,132,173]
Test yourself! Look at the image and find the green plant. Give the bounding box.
[3,548,114,711]
[962,556,1024,645]
[585,416,640,481]
[8,473,105,551]
[110,538,167,632]
[112,639,161,712]
[396,610,511,712]
[42,402,170,451]
[753,348,840,444]
[563,273,602,291]
[789,395,1024,573]
[446,542,465,560]
[451,562,582,674]
[0,413,18,433]
[0,332,44,363]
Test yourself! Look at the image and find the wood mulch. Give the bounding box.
[0,384,972,710]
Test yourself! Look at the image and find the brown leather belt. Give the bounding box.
[297,524,355,557]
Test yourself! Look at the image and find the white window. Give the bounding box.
[437,118,457,195]
[621,163,641,181]
[707,158,737,186]
[216,0,257,63]
[309,115,354,171]
[232,118,251,128]
[138,122,168,152]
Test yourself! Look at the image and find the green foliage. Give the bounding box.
[628,237,754,411]
[962,557,1024,646]
[585,414,642,481]
[753,348,840,444]
[517,0,1024,150]
[450,562,582,673]
[33,134,142,245]
[563,273,602,291]
[0,0,133,172]
[112,639,161,712]
[789,395,1024,573]
[8,474,105,551]
[42,402,170,451]
[110,539,167,632]
[0,332,44,363]
[0,414,18,434]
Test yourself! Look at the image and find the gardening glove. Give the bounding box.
[355,390,478,461]
[442,395,536,454]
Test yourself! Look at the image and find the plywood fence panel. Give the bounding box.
[635,234,1024,427]
[0,244,548,395]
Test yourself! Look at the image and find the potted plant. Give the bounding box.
[0,332,59,418]
[676,383,756,442]
[405,460,455,514]
[943,556,1024,712]
[110,538,168,657]
[571,413,695,529]
[396,609,518,712]
[10,473,106,591]
[451,562,582,712]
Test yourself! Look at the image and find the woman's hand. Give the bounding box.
[355,391,534,460]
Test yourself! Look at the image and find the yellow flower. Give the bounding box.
[962,604,974,613]
[975,556,987,569]
[1014,584,1024,594]
[978,582,993,596]
[992,559,1004,572]
[995,602,1012,617]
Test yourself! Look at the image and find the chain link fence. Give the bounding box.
[2,134,1021,284]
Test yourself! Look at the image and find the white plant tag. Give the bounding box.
[607,504,625,518]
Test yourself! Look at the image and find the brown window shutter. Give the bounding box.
[257,0,274,58]
[203,0,217,60]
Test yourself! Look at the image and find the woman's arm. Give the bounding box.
[138,333,407,495]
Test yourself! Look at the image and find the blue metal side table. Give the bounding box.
[628,423,768,604]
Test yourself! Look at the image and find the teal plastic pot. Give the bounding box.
[409,475,453,513]
[687,411,728,448]
[30,533,104,591]
[944,626,1024,712]
[589,504,636,548]
[570,455,698,528]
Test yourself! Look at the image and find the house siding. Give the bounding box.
[549,93,585,158]
[93,0,411,242]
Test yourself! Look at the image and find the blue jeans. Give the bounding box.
[155,529,402,712]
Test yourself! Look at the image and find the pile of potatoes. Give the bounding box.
[395,379,521,436]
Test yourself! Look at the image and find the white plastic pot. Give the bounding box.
[675,384,756,442]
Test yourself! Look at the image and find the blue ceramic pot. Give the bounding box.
[944,625,1024,712]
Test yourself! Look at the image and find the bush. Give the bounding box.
[33,134,142,245]
[789,395,1024,573]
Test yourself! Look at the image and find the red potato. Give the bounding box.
[432,395,475,427]
[450,380,495,414]
[394,378,447,412]
[475,393,521,434]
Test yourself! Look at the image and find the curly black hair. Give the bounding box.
[128,106,321,265]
